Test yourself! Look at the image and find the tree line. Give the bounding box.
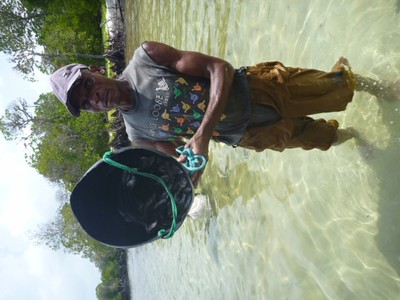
[0,0,129,299]
[1,0,106,80]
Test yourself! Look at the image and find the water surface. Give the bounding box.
[124,1,400,299]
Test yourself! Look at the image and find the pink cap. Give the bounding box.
[49,64,88,117]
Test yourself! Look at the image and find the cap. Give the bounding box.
[70,147,194,248]
[49,64,88,117]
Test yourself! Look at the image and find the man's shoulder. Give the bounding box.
[130,45,146,64]
[129,42,157,66]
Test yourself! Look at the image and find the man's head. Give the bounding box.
[50,64,133,116]
[49,64,88,117]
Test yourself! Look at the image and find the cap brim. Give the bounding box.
[70,147,194,248]
[65,74,83,117]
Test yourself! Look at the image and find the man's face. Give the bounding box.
[69,69,125,113]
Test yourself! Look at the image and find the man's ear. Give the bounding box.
[89,65,102,74]
[88,65,106,75]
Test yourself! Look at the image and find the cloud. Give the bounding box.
[0,140,59,236]
[0,244,100,300]
[0,55,100,300]
[0,140,101,300]
[24,246,100,300]
[0,53,51,112]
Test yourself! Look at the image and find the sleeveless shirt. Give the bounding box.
[121,45,251,146]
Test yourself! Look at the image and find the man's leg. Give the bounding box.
[239,117,339,152]
[332,127,358,145]
[333,57,399,100]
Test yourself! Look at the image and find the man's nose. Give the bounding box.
[89,91,101,105]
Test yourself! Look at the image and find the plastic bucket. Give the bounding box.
[70,147,194,248]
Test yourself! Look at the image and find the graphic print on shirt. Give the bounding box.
[148,75,221,140]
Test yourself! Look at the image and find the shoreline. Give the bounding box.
[119,250,131,300]
[104,1,131,299]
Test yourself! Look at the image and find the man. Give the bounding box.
[50,41,397,184]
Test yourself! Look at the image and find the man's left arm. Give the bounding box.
[142,41,235,161]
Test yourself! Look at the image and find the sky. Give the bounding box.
[0,54,101,300]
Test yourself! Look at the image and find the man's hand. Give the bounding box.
[180,135,209,163]
[176,137,209,188]
[142,41,235,187]
[135,139,206,187]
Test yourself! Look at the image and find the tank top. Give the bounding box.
[121,45,251,146]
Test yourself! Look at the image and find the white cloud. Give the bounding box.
[29,70,52,95]
[24,246,100,300]
[0,139,58,236]
[0,55,101,300]
[0,138,101,300]
[0,53,51,112]
[0,140,101,300]
[0,244,100,300]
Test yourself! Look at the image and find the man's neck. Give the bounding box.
[117,79,135,111]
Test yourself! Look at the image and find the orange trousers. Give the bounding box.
[238,62,355,151]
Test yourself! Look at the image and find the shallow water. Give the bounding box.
[124,1,400,299]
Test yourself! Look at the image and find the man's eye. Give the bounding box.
[85,78,93,91]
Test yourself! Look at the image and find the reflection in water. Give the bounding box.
[199,147,267,209]
[124,1,400,299]
[367,100,400,275]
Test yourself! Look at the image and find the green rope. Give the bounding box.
[175,146,207,175]
[102,151,178,239]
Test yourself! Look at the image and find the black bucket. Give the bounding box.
[70,147,194,248]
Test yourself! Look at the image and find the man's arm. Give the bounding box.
[142,41,235,161]
[134,139,202,187]
[133,139,185,158]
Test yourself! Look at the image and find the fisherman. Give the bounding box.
[50,41,398,185]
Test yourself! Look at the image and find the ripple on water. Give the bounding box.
[126,0,400,299]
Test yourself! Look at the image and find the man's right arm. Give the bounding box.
[133,139,203,187]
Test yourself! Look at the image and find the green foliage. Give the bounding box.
[31,202,122,266]
[31,201,128,300]
[96,253,126,300]
[0,0,43,53]
[0,0,43,79]
[3,1,129,298]
[28,93,109,189]
[0,0,104,79]
[0,93,109,190]
[38,0,105,71]
[0,98,33,141]
[97,281,124,300]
